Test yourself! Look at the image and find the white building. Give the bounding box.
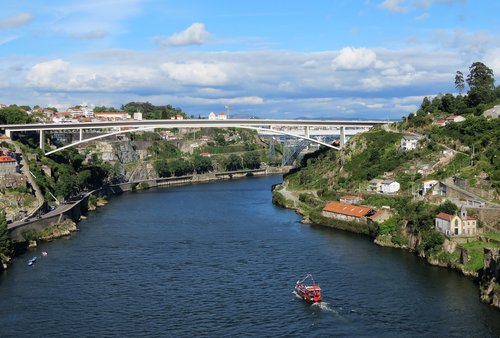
[133,112,143,120]
[368,178,384,192]
[68,106,94,118]
[446,115,466,123]
[422,180,439,195]
[381,180,400,194]
[435,207,477,237]
[94,111,130,120]
[208,112,227,120]
[400,134,421,151]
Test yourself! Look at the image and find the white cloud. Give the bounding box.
[331,47,377,71]
[159,23,211,47]
[378,0,409,13]
[379,0,465,13]
[0,12,33,29]
[484,48,500,79]
[160,62,233,86]
[4,46,474,119]
[302,60,318,69]
[27,59,70,87]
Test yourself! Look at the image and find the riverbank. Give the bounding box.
[272,183,500,310]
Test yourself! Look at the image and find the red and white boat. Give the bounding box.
[294,274,322,303]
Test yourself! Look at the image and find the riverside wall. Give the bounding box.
[8,198,85,242]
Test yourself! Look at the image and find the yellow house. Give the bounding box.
[435,207,477,237]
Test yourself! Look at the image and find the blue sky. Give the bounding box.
[0,0,499,119]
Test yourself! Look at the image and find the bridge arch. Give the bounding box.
[44,125,339,155]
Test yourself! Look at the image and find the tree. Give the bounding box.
[242,151,261,169]
[193,155,213,174]
[420,97,432,113]
[0,106,33,124]
[0,210,12,257]
[435,200,458,215]
[455,71,465,94]
[224,154,242,171]
[466,62,495,107]
[439,93,457,114]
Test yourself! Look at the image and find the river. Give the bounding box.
[0,175,499,337]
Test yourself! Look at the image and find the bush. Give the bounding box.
[377,216,400,235]
[420,230,445,253]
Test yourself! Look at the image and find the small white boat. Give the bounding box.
[28,256,37,266]
[42,251,48,256]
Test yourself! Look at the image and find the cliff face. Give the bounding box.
[479,248,500,309]
[95,139,158,182]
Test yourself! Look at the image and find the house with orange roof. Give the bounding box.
[0,155,18,177]
[322,201,375,224]
[435,206,477,237]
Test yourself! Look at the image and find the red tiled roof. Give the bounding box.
[436,212,454,220]
[0,155,16,163]
[323,201,372,218]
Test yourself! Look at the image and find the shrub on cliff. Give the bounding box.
[418,230,445,253]
[0,210,12,257]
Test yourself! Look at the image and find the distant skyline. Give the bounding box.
[0,0,499,119]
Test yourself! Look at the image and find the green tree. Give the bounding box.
[0,106,33,124]
[193,155,213,174]
[435,200,458,215]
[242,151,261,169]
[455,70,465,94]
[466,62,495,107]
[0,210,12,257]
[224,154,242,171]
[420,97,432,113]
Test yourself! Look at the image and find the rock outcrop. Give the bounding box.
[479,248,500,309]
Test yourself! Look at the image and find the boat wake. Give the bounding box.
[293,291,337,314]
[311,301,337,314]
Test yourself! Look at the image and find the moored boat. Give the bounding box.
[294,274,322,303]
[28,256,37,266]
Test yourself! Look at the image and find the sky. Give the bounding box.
[0,0,499,120]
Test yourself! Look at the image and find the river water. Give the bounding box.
[0,175,499,337]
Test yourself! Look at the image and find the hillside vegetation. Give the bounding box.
[276,61,500,276]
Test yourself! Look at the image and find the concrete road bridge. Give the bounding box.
[1,119,388,155]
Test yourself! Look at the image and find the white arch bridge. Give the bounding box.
[1,119,388,156]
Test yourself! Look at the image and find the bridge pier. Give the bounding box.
[304,126,310,138]
[79,128,83,142]
[340,126,345,148]
[39,130,45,152]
